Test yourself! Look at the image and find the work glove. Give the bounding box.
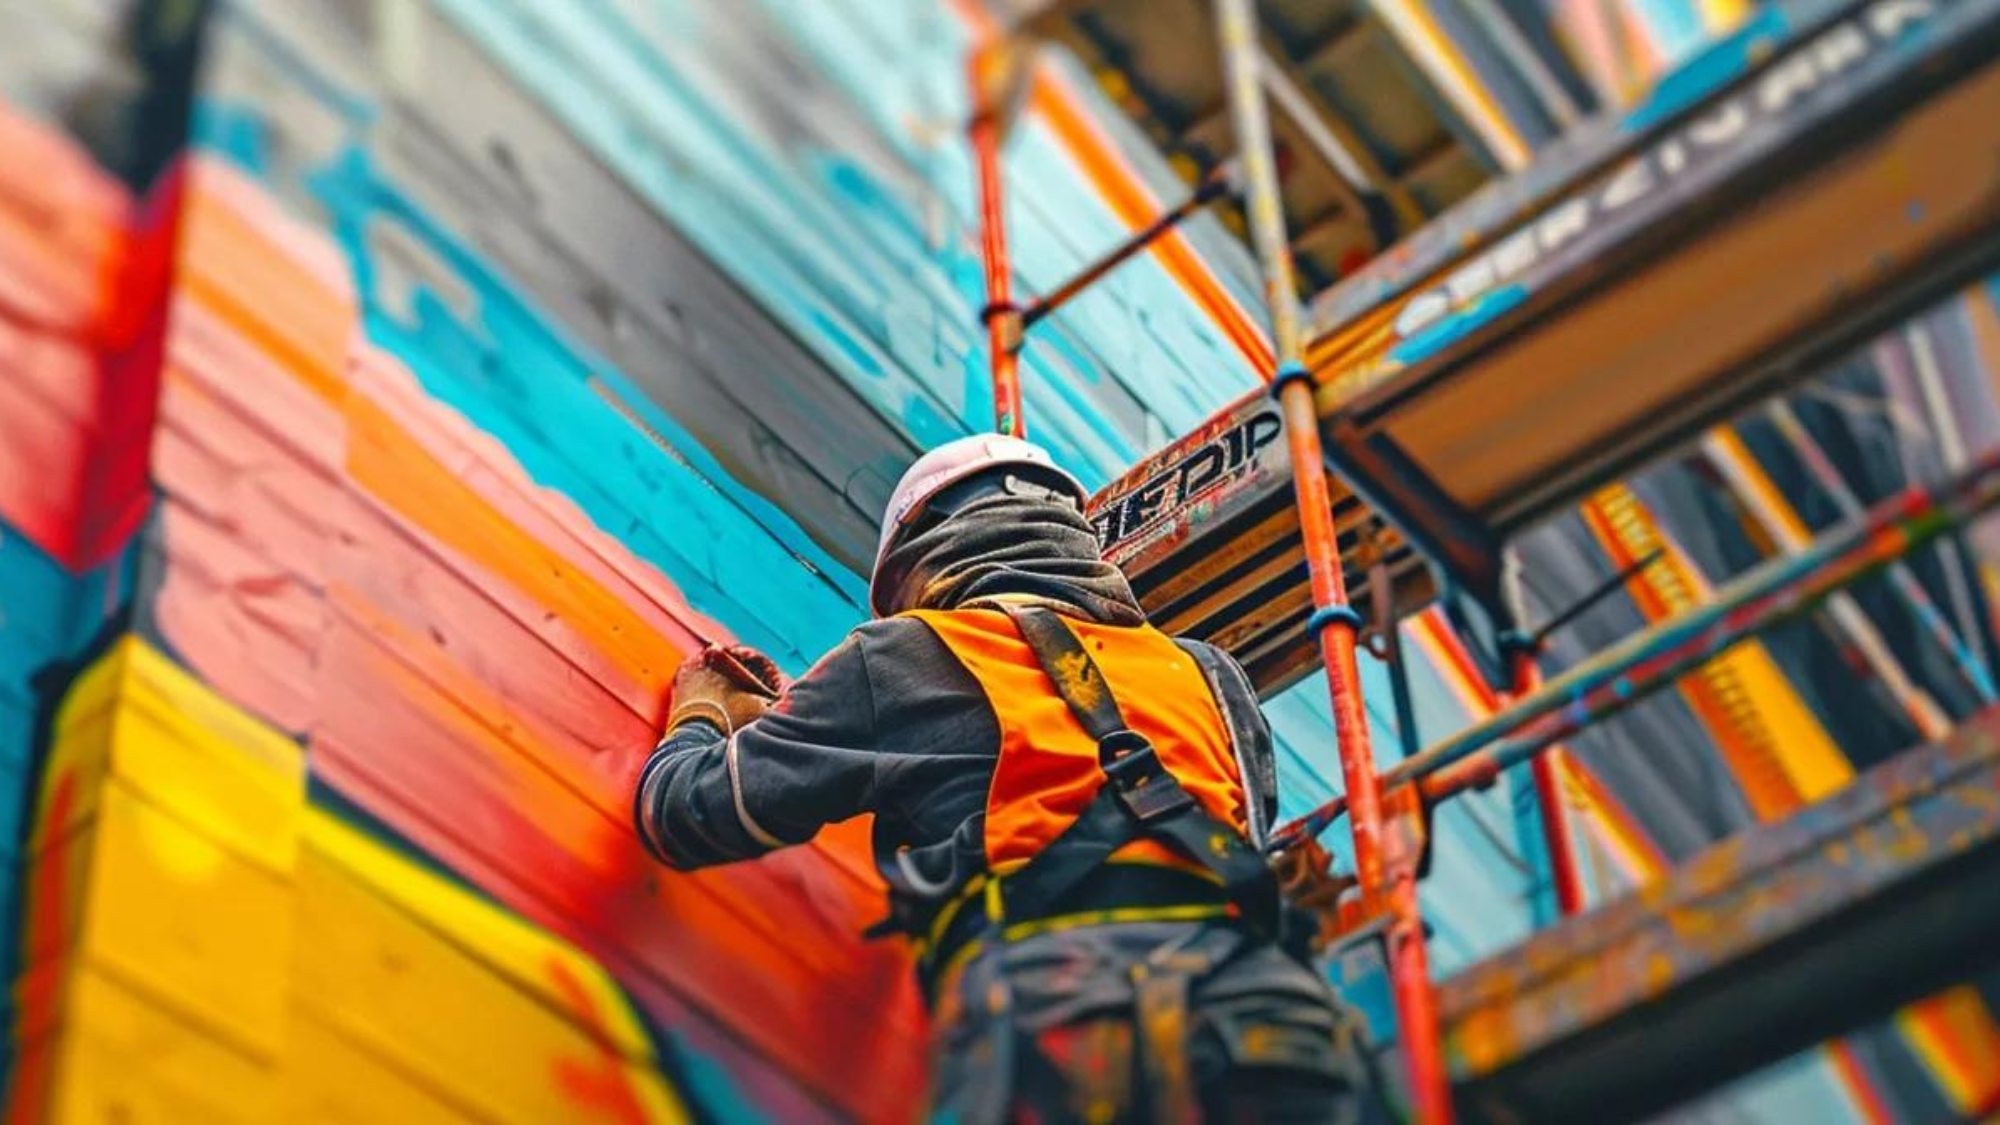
[1272,837,1360,955]
[664,643,788,736]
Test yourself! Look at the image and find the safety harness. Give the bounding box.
[882,603,1282,997]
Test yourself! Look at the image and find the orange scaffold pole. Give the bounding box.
[968,45,1026,438]
[1510,649,1586,916]
[1212,0,1452,1120]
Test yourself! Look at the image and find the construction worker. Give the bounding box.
[634,433,1370,1123]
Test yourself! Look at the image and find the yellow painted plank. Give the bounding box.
[50,638,301,779]
[28,784,295,1060]
[303,810,659,1066]
[8,965,279,1125]
[34,637,304,872]
[36,704,301,874]
[14,637,700,1123]
[293,836,688,1125]
[1366,2,1532,170]
[284,1008,483,1124]
[1581,486,1853,814]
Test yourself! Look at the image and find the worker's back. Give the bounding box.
[896,601,1370,1124]
[903,606,1248,873]
[634,437,1371,1123]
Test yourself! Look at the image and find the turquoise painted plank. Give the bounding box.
[0,521,127,709]
[306,145,868,667]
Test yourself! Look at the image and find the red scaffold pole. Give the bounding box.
[968,45,1026,438]
[1511,651,1586,916]
[1213,1,1451,1121]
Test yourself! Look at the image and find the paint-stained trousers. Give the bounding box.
[927,920,1375,1124]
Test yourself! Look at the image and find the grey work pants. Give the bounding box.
[926,920,1373,1124]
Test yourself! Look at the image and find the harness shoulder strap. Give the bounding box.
[1004,604,1126,738]
[1176,638,1277,849]
[998,604,1280,934]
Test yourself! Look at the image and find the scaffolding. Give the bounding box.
[964,0,2000,1120]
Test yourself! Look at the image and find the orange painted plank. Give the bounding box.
[173,165,355,405]
[163,296,353,478]
[349,346,724,669]
[322,590,890,963]
[342,391,681,718]
[1899,987,2000,1114]
[153,336,883,876]
[158,323,654,761]
[162,243,886,891]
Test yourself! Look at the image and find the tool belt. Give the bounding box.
[915,862,1236,999]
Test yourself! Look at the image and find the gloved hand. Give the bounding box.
[1271,837,1360,954]
[665,643,788,736]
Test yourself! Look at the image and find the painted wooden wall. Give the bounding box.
[0,1,1553,1116]
[0,0,1995,1121]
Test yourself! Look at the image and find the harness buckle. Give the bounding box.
[1100,730,1197,822]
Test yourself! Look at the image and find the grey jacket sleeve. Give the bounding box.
[633,633,882,869]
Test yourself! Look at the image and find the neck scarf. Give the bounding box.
[877,493,1145,624]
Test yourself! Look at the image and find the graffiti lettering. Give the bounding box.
[1092,408,1283,551]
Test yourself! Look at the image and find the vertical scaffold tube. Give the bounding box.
[968,46,1025,438]
[1212,1,1451,1121]
[1511,651,1586,916]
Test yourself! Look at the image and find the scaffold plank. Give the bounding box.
[1437,705,2000,1123]
[1320,0,2000,598]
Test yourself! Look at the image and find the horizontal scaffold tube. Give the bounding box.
[1272,446,2000,851]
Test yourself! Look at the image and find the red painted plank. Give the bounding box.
[311,620,926,1121]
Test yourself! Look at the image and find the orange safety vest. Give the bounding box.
[903,604,1251,880]
[881,602,1285,994]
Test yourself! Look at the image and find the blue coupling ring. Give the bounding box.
[1269,359,1313,398]
[1306,604,1364,636]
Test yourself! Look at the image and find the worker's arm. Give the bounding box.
[633,633,882,869]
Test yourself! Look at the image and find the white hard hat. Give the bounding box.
[869,433,1087,617]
